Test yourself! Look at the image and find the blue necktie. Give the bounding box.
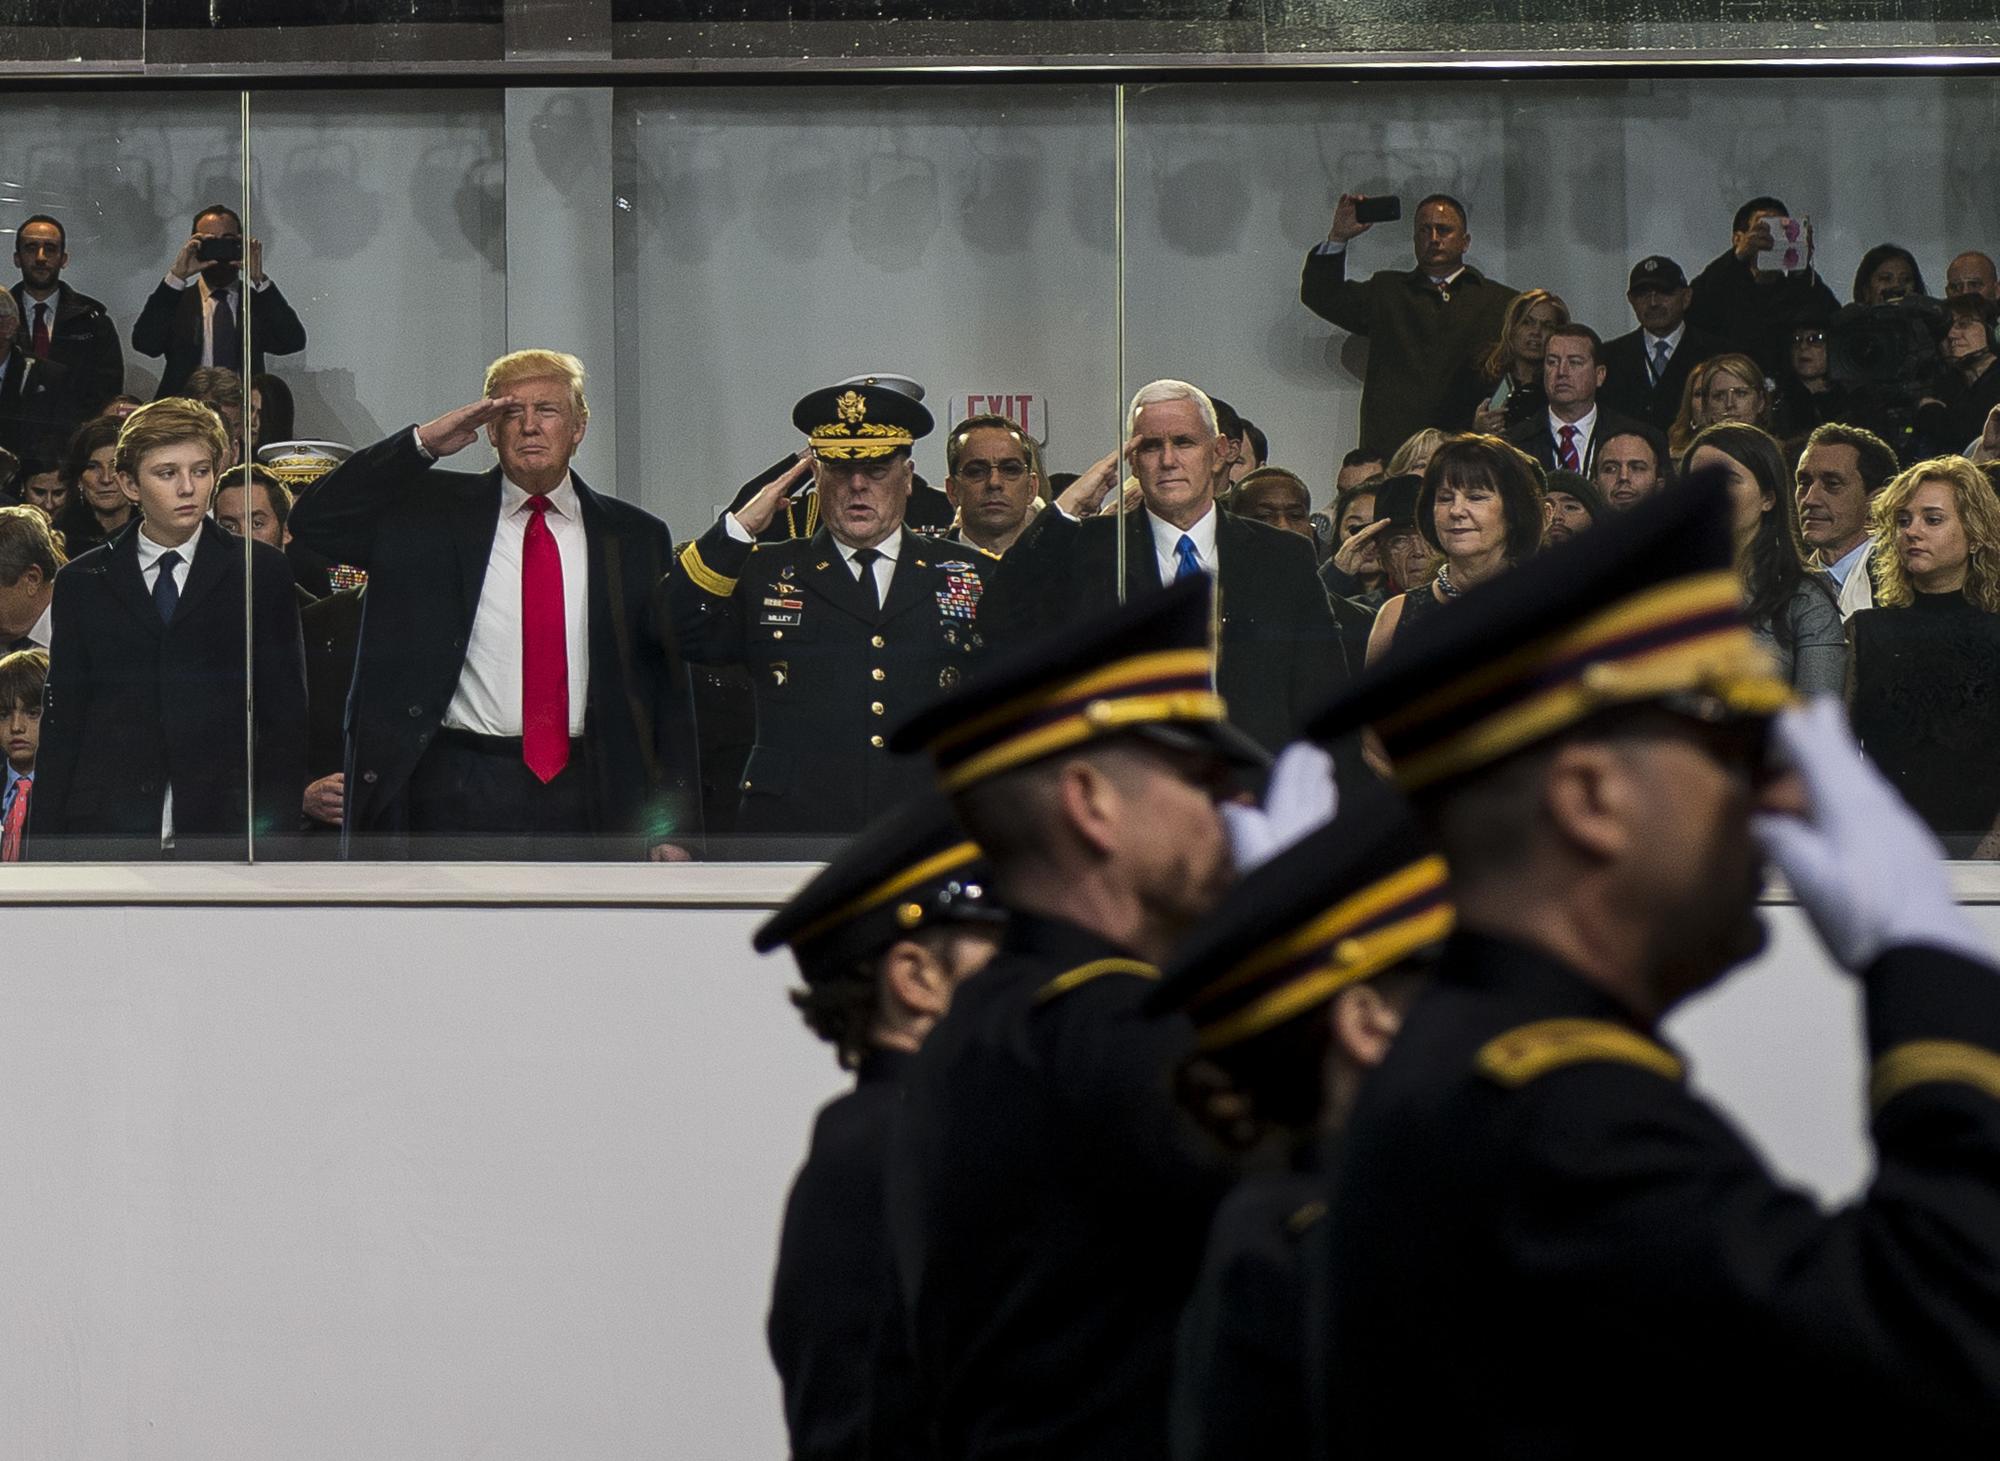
[1650,337,1672,386]
[1173,534,1203,582]
[153,550,182,624]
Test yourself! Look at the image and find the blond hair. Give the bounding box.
[1388,426,1449,478]
[484,349,589,423]
[114,398,229,479]
[1870,455,2000,611]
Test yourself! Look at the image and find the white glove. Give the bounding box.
[1221,741,1338,873]
[1752,697,1993,972]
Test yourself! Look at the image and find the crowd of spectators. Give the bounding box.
[8,182,2000,856]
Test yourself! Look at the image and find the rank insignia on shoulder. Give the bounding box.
[1476,1018,1684,1088]
[1034,956,1160,1006]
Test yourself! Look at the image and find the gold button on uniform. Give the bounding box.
[871,702,885,716]
[871,668,886,681]
[871,635,885,648]
[870,735,885,748]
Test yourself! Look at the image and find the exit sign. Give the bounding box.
[948,393,1049,444]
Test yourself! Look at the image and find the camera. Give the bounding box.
[1826,296,1944,392]
[196,235,244,265]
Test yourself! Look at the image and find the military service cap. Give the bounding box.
[889,575,1267,794]
[1147,778,1453,1051]
[795,377,935,461]
[1370,473,1423,531]
[1307,468,1791,791]
[754,794,1002,981]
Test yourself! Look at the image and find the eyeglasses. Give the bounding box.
[954,459,1031,485]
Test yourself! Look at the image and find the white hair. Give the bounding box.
[1126,379,1218,436]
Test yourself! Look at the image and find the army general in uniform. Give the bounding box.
[663,379,992,843]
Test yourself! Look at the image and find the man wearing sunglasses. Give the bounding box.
[1306,469,2000,1455]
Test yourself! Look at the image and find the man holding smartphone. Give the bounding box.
[1301,191,1517,457]
[1687,195,1838,380]
[131,204,307,399]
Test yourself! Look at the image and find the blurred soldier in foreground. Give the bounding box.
[1306,471,2000,1455]
[1147,775,1451,1461]
[886,576,1262,1459]
[758,796,1005,1461]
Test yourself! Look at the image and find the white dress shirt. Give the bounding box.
[27,600,52,653]
[1547,404,1600,469]
[1149,503,1219,583]
[446,475,591,737]
[137,521,202,843]
[161,270,272,369]
[835,531,900,602]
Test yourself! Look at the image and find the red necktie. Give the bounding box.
[2,779,30,861]
[521,497,569,783]
[30,303,49,360]
[1557,424,1580,473]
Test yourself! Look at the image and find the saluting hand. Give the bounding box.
[418,396,514,458]
[1054,437,1139,518]
[1332,517,1390,578]
[732,454,814,537]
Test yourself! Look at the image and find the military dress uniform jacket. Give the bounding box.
[975,507,1346,755]
[1320,928,2000,1459]
[885,912,1235,1460]
[769,1047,926,1461]
[1171,1165,1324,1461]
[666,521,988,839]
[1299,250,1517,456]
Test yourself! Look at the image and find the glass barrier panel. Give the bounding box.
[1122,73,2000,854]
[245,86,509,859]
[1,89,255,862]
[615,82,1122,861]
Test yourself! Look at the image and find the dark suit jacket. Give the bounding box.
[1300,249,1517,455]
[0,347,69,467]
[130,275,306,399]
[1686,249,1839,378]
[287,428,701,855]
[1506,407,1645,477]
[31,522,307,858]
[1599,324,1731,432]
[977,504,1346,753]
[11,282,124,426]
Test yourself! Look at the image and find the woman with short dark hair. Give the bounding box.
[1364,435,1543,665]
[1681,422,1844,693]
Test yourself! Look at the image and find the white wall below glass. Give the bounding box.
[1,893,1961,1454]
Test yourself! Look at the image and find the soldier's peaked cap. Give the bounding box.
[1146,777,1454,1051]
[889,574,1269,795]
[1306,467,1791,791]
[754,794,1001,979]
[795,377,935,461]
